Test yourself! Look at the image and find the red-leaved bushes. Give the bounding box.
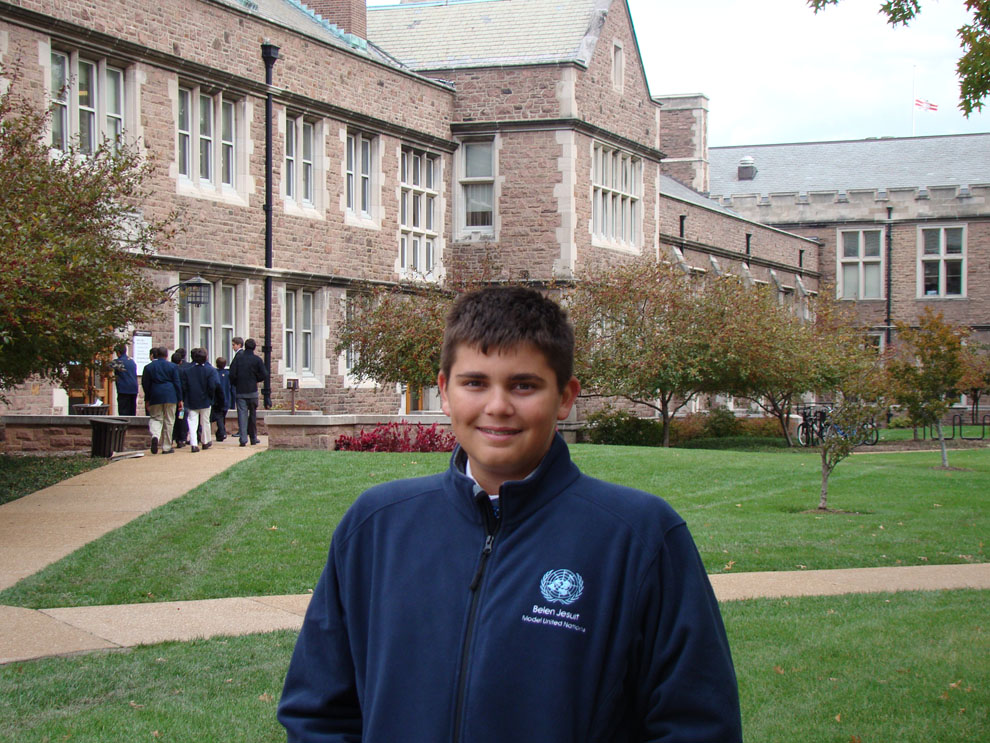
[334,422,456,453]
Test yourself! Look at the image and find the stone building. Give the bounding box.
[708,134,990,351]
[0,0,814,417]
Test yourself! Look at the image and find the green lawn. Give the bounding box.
[1,591,985,743]
[1,445,987,608]
[0,454,106,505]
[1,444,987,742]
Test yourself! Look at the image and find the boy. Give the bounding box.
[278,286,742,742]
[211,356,233,442]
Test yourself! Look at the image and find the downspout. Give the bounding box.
[261,41,280,409]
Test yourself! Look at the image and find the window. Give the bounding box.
[176,279,239,361]
[400,146,440,279]
[284,289,314,373]
[178,290,213,356]
[592,142,641,249]
[346,131,376,220]
[178,85,241,193]
[919,226,965,297]
[459,139,495,234]
[612,42,625,92]
[50,50,125,153]
[343,295,359,375]
[285,116,316,206]
[220,285,237,362]
[838,229,883,300]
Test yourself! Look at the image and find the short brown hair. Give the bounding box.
[440,286,574,391]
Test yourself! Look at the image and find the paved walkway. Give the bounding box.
[1,439,988,665]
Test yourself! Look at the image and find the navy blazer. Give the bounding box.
[183,362,220,410]
[141,358,182,405]
[114,354,139,394]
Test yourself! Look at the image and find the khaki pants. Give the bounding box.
[187,407,212,448]
[148,403,177,452]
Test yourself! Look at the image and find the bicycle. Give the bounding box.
[824,418,879,447]
[796,406,830,446]
[797,405,878,447]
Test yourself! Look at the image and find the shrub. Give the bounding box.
[887,412,914,429]
[586,409,663,447]
[668,412,707,445]
[334,422,456,452]
[702,406,740,438]
[737,416,784,439]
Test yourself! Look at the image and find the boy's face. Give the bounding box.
[438,342,580,496]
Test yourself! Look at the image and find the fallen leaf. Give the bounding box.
[268,525,278,531]
[774,665,785,675]
[129,700,145,709]
[724,560,736,571]
[835,713,841,722]
[259,693,274,703]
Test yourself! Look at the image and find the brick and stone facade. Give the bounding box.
[1,0,813,427]
[707,137,990,350]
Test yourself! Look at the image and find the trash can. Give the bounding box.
[89,417,129,458]
[73,403,110,416]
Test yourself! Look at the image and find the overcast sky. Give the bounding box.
[367,0,990,147]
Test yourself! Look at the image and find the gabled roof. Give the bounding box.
[211,0,412,72]
[366,0,609,71]
[709,133,990,197]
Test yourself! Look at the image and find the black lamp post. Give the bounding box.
[261,40,279,409]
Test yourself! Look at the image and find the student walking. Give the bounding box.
[141,346,182,455]
[228,338,268,447]
[182,348,219,452]
[212,356,234,442]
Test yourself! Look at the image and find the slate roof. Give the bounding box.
[211,0,411,71]
[660,175,740,218]
[708,133,990,197]
[366,0,608,70]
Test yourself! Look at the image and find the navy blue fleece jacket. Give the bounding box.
[278,435,741,742]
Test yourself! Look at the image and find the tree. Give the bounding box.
[808,0,990,115]
[700,276,822,446]
[568,258,712,446]
[886,307,969,467]
[335,283,451,391]
[0,66,174,396]
[816,357,886,511]
[957,340,990,423]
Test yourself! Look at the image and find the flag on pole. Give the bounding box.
[914,98,938,111]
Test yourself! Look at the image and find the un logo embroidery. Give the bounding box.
[540,569,584,605]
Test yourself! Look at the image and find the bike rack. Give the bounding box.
[951,413,989,441]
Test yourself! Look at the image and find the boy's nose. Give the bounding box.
[484,387,514,416]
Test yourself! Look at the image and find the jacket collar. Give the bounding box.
[444,433,580,527]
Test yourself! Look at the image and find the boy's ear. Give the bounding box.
[437,371,451,416]
[557,376,581,421]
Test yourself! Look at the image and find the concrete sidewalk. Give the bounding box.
[0,435,264,591]
[1,438,988,665]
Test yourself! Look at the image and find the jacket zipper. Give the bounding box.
[452,497,499,743]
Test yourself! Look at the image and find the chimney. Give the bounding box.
[737,156,757,181]
[307,0,367,38]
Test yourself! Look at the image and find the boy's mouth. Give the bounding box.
[477,426,521,438]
